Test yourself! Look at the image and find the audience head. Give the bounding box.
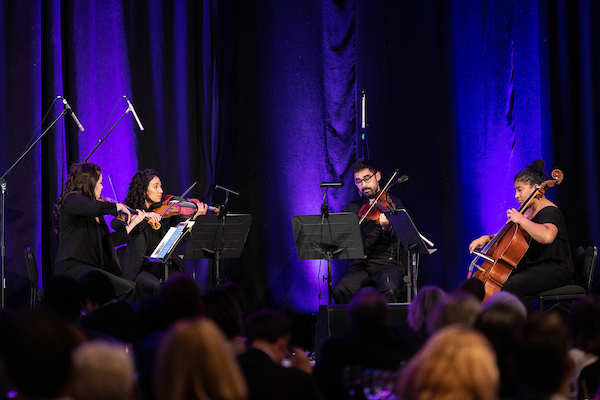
[407,285,446,337]
[41,275,81,322]
[4,309,82,399]
[155,317,247,400]
[426,291,482,335]
[347,287,391,331]
[219,282,248,316]
[159,273,204,326]
[516,312,573,397]
[569,295,600,356]
[70,340,135,400]
[475,303,526,399]
[244,309,290,364]
[202,283,244,340]
[78,270,117,314]
[395,325,499,400]
[482,291,527,318]
[456,278,485,302]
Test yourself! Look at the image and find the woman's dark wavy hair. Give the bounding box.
[123,169,159,210]
[54,162,101,233]
[514,159,547,186]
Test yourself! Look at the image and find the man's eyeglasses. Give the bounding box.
[354,173,375,185]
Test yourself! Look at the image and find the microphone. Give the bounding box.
[125,96,145,131]
[397,175,409,184]
[320,182,344,188]
[60,96,85,131]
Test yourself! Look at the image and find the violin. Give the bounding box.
[358,190,396,226]
[358,169,400,226]
[153,194,218,219]
[99,197,161,230]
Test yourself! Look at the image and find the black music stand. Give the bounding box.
[291,212,364,305]
[146,220,196,282]
[184,214,252,287]
[385,209,436,302]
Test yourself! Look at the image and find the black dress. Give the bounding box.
[54,194,137,301]
[502,205,574,309]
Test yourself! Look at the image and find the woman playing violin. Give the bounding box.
[54,162,150,301]
[332,159,407,304]
[469,159,574,310]
[112,169,208,297]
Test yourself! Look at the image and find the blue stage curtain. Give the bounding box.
[0,0,599,313]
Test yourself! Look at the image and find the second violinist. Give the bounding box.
[333,159,407,304]
[112,169,208,298]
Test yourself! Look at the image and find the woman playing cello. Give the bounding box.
[469,159,574,310]
[112,169,208,298]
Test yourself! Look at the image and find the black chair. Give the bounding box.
[537,245,598,312]
[24,247,42,308]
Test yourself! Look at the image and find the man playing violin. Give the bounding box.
[112,169,208,298]
[333,159,407,304]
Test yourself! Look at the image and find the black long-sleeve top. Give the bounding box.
[55,194,128,276]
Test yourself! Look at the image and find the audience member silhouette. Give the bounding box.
[314,287,416,400]
[475,302,526,399]
[78,270,140,346]
[70,340,136,400]
[3,309,83,399]
[482,290,528,317]
[40,274,82,323]
[203,283,246,355]
[155,317,247,400]
[568,295,600,400]
[238,309,324,400]
[426,290,482,335]
[137,273,204,400]
[406,285,446,341]
[455,277,486,302]
[515,312,574,400]
[0,308,17,400]
[394,325,499,400]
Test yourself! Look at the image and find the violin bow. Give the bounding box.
[107,175,121,203]
[159,181,199,217]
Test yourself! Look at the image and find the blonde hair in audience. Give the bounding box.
[155,317,247,400]
[70,340,136,400]
[395,325,499,400]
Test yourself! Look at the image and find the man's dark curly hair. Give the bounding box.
[54,162,101,233]
[123,169,159,210]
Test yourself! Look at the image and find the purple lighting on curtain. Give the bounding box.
[70,1,138,199]
[450,0,551,289]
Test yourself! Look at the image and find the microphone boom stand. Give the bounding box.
[83,109,130,162]
[0,108,69,308]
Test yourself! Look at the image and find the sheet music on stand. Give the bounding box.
[149,221,195,261]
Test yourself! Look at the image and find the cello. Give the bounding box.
[468,169,564,302]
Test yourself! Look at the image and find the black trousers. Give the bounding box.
[333,258,406,304]
[502,263,571,310]
[55,262,137,302]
